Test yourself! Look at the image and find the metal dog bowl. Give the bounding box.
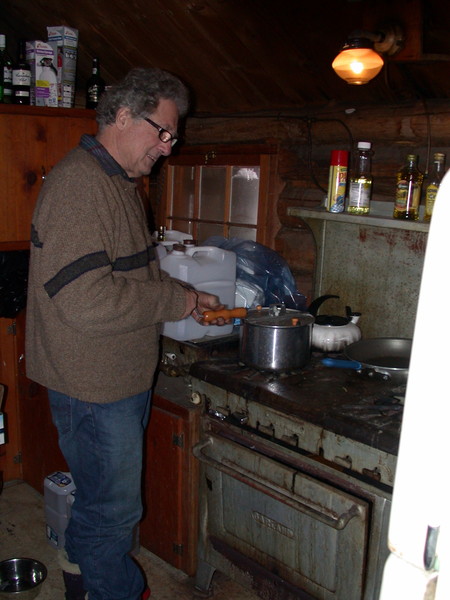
[0,558,47,599]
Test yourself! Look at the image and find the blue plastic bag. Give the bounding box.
[203,237,307,310]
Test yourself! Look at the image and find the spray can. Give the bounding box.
[326,150,349,213]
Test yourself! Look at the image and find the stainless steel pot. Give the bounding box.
[322,337,411,384]
[239,304,314,372]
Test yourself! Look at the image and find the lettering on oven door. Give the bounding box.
[252,511,294,539]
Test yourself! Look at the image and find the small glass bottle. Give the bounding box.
[424,153,446,222]
[348,141,373,215]
[12,40,31,105]
[326,150,349,213]
[393,154,424,221]
[157,225,166,241]
[85,57,105,109]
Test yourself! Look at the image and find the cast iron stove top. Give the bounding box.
[190,355,405,458]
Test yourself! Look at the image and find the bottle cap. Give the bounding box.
[330,150,349,166]
[357,141,371,150]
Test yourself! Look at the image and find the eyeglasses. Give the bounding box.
[143,117,178,146]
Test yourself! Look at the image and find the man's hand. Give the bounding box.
[182,289,232,325]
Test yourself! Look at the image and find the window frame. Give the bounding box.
[156,144,278,246]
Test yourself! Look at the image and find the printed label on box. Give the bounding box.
[26,41,58,107]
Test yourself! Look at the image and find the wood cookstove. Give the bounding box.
[189,356,404,600]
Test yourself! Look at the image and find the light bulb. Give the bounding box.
[332,47,384,85]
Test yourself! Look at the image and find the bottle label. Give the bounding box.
[87,84,102,101]
[12,69,31,86]
[425,184,439,218]
[3,65,12,84]
[326,165,347,212]
[348,180,371,208]
[394,181,421,211]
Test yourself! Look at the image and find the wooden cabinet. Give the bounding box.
[0,105,97,244]
[17,319,68,493]
[0,311,67,491]
[0,313,24,484]
[140,374,201,576]
[157,143,279,248]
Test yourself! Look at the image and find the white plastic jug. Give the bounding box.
[160,245,236,341]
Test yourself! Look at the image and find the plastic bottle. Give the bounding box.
[424,153,446,222]
[159,244,237,341]
[0,34,13,104]
[326,150,349,213]
[348,141,373,215]
[393,154,424,221]
[86,57,105,109]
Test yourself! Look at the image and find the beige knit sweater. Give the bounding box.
[26,145,187,403]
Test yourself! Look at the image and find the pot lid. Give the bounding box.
[245,306,314,328]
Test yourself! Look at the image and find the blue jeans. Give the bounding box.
[49,389,151,600]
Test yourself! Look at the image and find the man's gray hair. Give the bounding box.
[96,67,190,128]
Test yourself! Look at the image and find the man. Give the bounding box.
[26,67,226,600]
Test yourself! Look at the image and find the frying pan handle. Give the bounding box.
[321,358,363,370]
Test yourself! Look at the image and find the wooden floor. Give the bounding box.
[0,481,260,600]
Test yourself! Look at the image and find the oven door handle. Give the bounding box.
[193,437,363,531]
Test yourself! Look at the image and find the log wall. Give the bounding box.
[176,100,450,337]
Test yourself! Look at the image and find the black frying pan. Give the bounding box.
[322,337,412,384]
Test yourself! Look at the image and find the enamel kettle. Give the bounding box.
[308,294,361,352]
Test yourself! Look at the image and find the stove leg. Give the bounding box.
[194,559,216,596]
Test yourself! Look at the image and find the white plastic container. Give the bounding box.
[160,245,236,341]
[44,471,76,549]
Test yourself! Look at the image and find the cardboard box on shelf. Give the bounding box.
[25,40,58,107]
[47,26,78,108]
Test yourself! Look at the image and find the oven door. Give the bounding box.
[194,431,370,600]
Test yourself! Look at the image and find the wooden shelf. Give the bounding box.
[288,202,430,233]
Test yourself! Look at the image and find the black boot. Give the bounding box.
[62,570,87,600]
[58,550,87,600]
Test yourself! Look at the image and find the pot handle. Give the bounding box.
[202,307,247,322]
[322,357,362,370]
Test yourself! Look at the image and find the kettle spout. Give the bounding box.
[350,312,361,325]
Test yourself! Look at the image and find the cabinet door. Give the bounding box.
[158,144,277,247]
[18,379,68,494]
[141,393,200,575]
[0,317,22,483]
[15,310,68,493]
[0,108,97,243]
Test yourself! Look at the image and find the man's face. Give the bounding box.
[117,98,179,178]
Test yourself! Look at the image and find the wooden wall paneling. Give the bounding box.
[0,116,14,242]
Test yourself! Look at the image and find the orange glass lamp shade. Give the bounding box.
[332,47,384,84]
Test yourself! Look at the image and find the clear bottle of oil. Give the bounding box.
[424,153,446,222]
[393,154,424,221]
[348,141,373,215]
